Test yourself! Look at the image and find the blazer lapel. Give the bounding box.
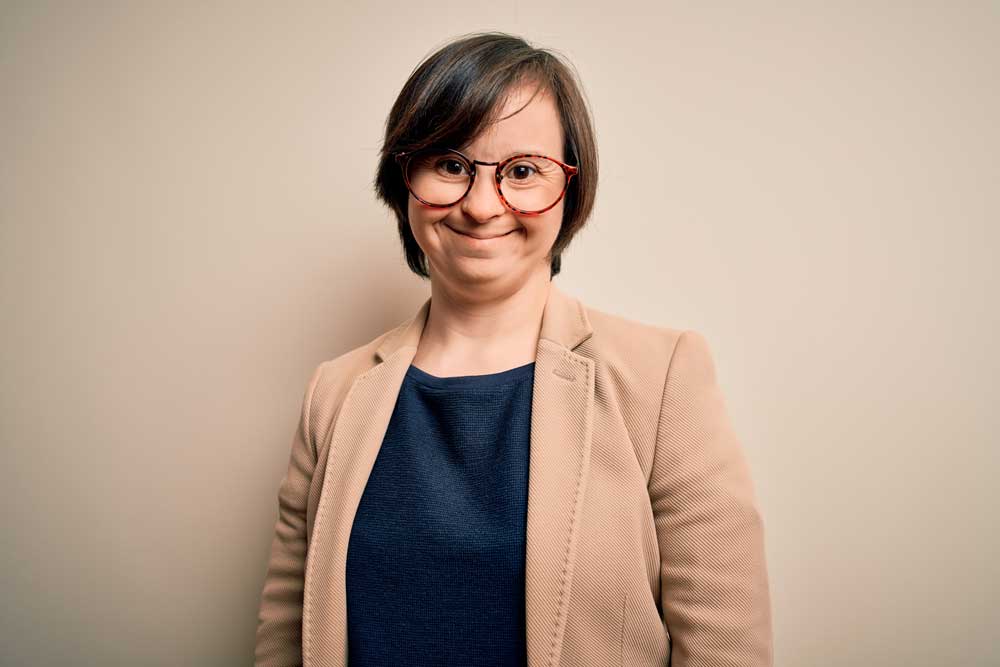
[302,282,595,667]
[521,285,596,667]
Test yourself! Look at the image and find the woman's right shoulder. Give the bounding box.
[299,320,405,438]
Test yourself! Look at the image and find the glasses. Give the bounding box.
[394,147,579,215]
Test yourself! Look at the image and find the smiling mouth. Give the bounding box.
[446,225,517,240]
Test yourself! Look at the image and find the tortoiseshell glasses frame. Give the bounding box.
[393,147,579,216]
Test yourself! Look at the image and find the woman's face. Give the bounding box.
[407,83,566,293]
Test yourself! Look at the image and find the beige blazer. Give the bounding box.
[255,282,773,666]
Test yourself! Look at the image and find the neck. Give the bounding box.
[413,273,552,376]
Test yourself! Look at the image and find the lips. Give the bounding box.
[446,225,516,239]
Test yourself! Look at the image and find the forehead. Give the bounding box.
[460,84,564,159]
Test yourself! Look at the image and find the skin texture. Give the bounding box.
[407,82,566,377]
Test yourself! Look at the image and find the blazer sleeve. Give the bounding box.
[254,362,325,667]
[648,330,774,666]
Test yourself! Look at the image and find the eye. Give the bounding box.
[436,158,469,177]
[505,161,538,181]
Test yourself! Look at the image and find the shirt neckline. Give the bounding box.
[405,361,536,389]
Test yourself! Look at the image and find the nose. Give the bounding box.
[459,163,507,222]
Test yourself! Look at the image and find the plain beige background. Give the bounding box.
[2,2,997,665]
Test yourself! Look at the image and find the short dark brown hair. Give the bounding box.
[372,32,599,279]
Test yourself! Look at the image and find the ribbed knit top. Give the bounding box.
[345,360,536,666]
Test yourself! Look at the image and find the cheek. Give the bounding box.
[407,199,424,226]
[407,201,441,237]
[523,209,562,244]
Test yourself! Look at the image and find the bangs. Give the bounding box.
[392,52,550,155]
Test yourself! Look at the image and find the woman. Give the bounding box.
[255,32,772,667]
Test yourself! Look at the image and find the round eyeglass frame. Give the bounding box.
[393,147,579,216]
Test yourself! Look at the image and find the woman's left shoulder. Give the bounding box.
[583,306,729,402]
[582,303,686,365]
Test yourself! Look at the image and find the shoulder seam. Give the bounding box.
[647,329,689,489]
[303,361,326,462]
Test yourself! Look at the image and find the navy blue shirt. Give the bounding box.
[345,360,536,666]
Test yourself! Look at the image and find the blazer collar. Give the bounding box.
[302,281,596,667]
[374,280,594,362]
